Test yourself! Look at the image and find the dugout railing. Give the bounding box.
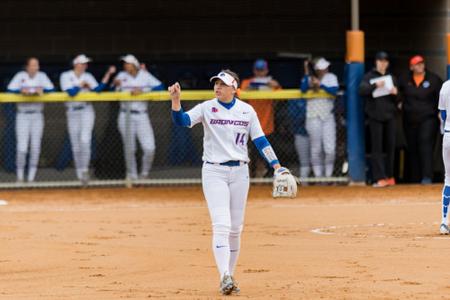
[0,90,348,188]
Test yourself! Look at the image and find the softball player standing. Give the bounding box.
[300,58,339,178]
[438,80,450,234]
[113,54,164,180]
[60,54,116,183]
[169,70,288,295]
[7,57,55,182]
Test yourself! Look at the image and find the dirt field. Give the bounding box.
[0,184,448,299]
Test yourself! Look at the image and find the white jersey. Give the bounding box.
[439,80,450,131]
[248,76,273,90]
[115,70,162,112]
[60,70,99,108]
[7,71,54,112]
[187,98,265,163]
[306,72,338,119]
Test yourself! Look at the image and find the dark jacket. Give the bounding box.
[398,70,442,124]
[359,69,398,122]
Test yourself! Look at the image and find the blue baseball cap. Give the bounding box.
[253,59,268,70]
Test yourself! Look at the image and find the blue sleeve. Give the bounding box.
[300,75,309,93]
[7,89,20,94]
[44,88,55,93]
[152,84,165,91]
[172,108,191,127]
[252,136,280,167]
[66,87,81,96]
[93,83,107,93]
[441,110,447,122]
[320,84,338,96]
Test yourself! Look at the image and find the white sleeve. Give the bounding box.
[7,72,23,90]
[87,73,99,89]
[186,103,204,128]
[322,73,339,87]
[114,72,125,91]
[439,83,448,110]
[41,73,54,90]
[147,72,162,89]
[249,109,265,140]
[59,72,73,91]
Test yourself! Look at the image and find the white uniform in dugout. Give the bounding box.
[438,80,450,234]
[60,54,115,182]
[7,61,54,182]
[302,58,339,177]
[170,71,284,295]
[114,54,163,180]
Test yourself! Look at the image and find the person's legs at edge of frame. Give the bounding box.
[440,132,450,234]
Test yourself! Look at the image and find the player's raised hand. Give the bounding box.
[102,66,117,84]
[168,82,181,108]
[107,66,117,75]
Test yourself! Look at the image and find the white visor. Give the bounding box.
[120,54,140,68]
[209,71,238,89]
[73,54,91,65]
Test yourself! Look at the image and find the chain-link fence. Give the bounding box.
[0,90,348,188]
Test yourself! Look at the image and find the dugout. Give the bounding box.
[0,0,448,185]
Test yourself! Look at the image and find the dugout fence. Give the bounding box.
[0,90,348,188]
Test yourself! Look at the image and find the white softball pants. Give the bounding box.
[16,112,44,182]
[305,116,336,177]
[118,111,155,179]
[443,134,450,186]
[67,105,95,179]
[202,162,249,277]
[294,134,310,178]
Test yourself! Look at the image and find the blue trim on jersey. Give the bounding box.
[44,88,55,93]
[7,89,21,94]
[320,84,338,96]
[66,86,81,97]
[253,135,280,167]
[172,108,191,127]
[441,110,447,123]
[93,83,107,92]
[217,97,236,110]
[151,84,165,91]
[300,75,309,92]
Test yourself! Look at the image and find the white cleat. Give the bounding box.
[230,276,240,294]
[440,224,449,235]
[219,274,234,295]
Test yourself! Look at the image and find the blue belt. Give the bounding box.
[121,109,147,114]
[19,110,40,114]
[206,160,245,167]
[71,105,87,111]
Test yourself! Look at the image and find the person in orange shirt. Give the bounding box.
[241,59,281,177]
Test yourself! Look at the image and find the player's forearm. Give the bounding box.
[171,99,181,111]
[252,136,280,168]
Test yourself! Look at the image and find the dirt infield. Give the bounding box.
[0,184,448,299]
